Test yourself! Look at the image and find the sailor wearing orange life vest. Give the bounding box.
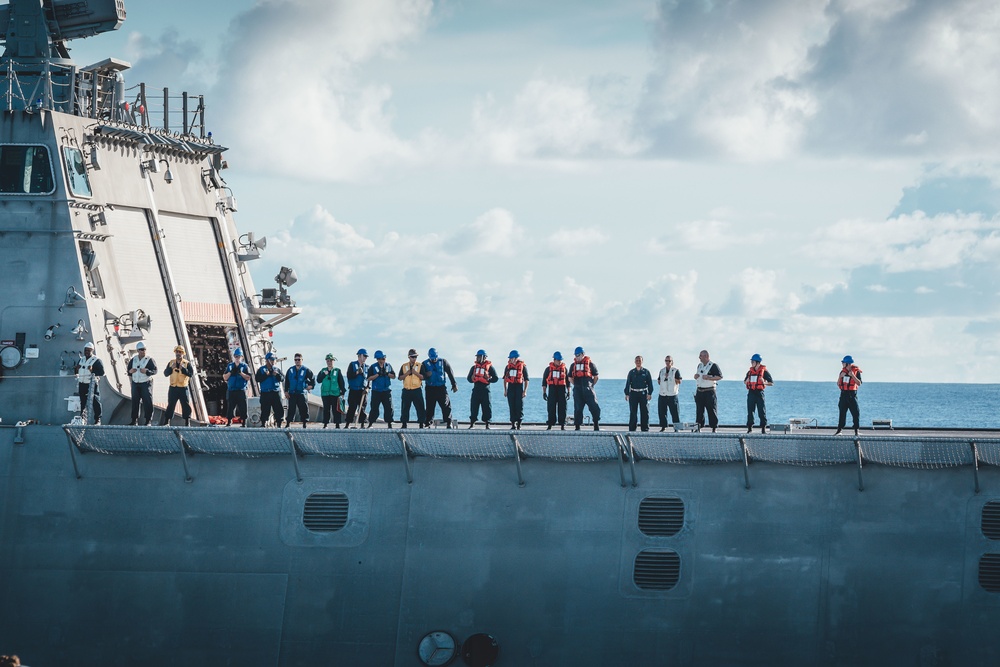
[570,346,600,431]
[467,349,499,428]
[542,351,569,430]
[744,353,774,434]
[503,350,529,430]
[834,355,863,436]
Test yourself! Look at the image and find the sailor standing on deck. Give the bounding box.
[255,352,284,427]
[744,354,773,434]
[624,355,654,432]
[284,353,315,428]
[160,345,193,426]
[366,351,396,428]
[570,346,600,431]
[316,354,346,429]
[75,341,104,425]
[398,348,426,429]
[345,349,369,428]
[422,347,458,428]
[834,355,863,436]
[693,350,723,433]
[542,351,569,430]
[223,348,252,427]
[127,341,157,425]
[467,349,499,429]
[657,355,682,431]
[503,350,529,430]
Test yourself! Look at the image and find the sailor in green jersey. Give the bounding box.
[316,353,346,429]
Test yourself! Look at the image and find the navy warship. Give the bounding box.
[1,1,999,665]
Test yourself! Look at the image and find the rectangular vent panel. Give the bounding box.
[633,549,681,591]
[638,496,684,536]
[980,554,1000,593]
[303,492,349,533]
[982,501,1000,540]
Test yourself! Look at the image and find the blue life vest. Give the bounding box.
[369,363,394,392]
[226,362,249,391]
[348,361,368,390]
[258,365,281,392]
[286,366,312,394]
[425,359,446,387]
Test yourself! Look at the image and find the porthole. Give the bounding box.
[303,492,348,532]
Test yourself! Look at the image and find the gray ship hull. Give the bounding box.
[2,425,998,665]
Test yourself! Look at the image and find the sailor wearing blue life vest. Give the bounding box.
[255,352,284,427]
[570,346,600,431]
[467,349,499,429]
[284,353,315,428]
[421,347,458,428]
[345,349,369,427]
[223,348,252,427]
[366,350,396,428]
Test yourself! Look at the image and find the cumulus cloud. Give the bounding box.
[640,0,1000,159]
[471,76,648,163]
[212,0,432,181]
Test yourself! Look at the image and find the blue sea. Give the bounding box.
[377,381,1000,429]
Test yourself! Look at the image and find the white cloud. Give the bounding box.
[212,0,432,181]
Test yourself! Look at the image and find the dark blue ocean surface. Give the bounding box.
[380,381,1000,428]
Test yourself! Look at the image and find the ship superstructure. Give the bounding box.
[0,0,296,426]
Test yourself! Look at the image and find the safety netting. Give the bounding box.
[292,430,403,458]
[174,427,293,457]
[744,435,856,466]
[404,430,518,460]
[629,434,744,464]
[64,425,182,455]
[858,437,976,469]
[516,431,621,461]
[975,441,1000,467]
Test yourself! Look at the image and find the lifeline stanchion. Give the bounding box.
[397,432,413,484]
[971,441,981,494]
[612,434,628,488]
[174,430,193,483]
[624,435,638,487]
[738,437,751,490]
[284,431,303,483]
[854,438,864,492]
[510,433,525,487]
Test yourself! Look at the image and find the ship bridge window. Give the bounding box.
[62,146,92,197]
[0,145,54,194]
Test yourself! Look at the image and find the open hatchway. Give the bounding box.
[187,324,236,417]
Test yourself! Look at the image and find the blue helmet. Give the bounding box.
[374,350,385,359]
[264,352,276,361]
[509,350,519,358]
[428,347,438,359]
[233,348,243,357]
[357,348,368,356]
[553,351,563,361]
[842,355,854,364]
[574,346,584,356]
[476,349,487,357]
[750,353,762,362]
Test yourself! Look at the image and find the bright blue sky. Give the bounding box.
[67,0,1000,381]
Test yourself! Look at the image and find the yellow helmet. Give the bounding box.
[173,345,185,354]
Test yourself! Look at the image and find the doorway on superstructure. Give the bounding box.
[187,324,230,417]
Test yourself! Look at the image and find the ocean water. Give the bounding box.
[377,380,1000,429]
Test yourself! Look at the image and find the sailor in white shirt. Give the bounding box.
[127,341,157,425]
[657,355,683,431]
[75,341,105,425]
[693,349,723,432]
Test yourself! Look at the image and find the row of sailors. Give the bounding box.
[77,341,864,433]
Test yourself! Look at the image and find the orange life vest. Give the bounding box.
[571,356,593,379]
[745,364,767,391]
[472,361,493,384]
[504,360,524,384]
[546,362,567,386]
[838,365,862,391]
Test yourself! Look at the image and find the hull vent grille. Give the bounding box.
[638,496,684,536]
[980,554,1000,593]
[633,549,681,591]
[982,501,1000,540]
[303,492,349,532]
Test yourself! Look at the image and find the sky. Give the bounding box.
[66,0,1000,382]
